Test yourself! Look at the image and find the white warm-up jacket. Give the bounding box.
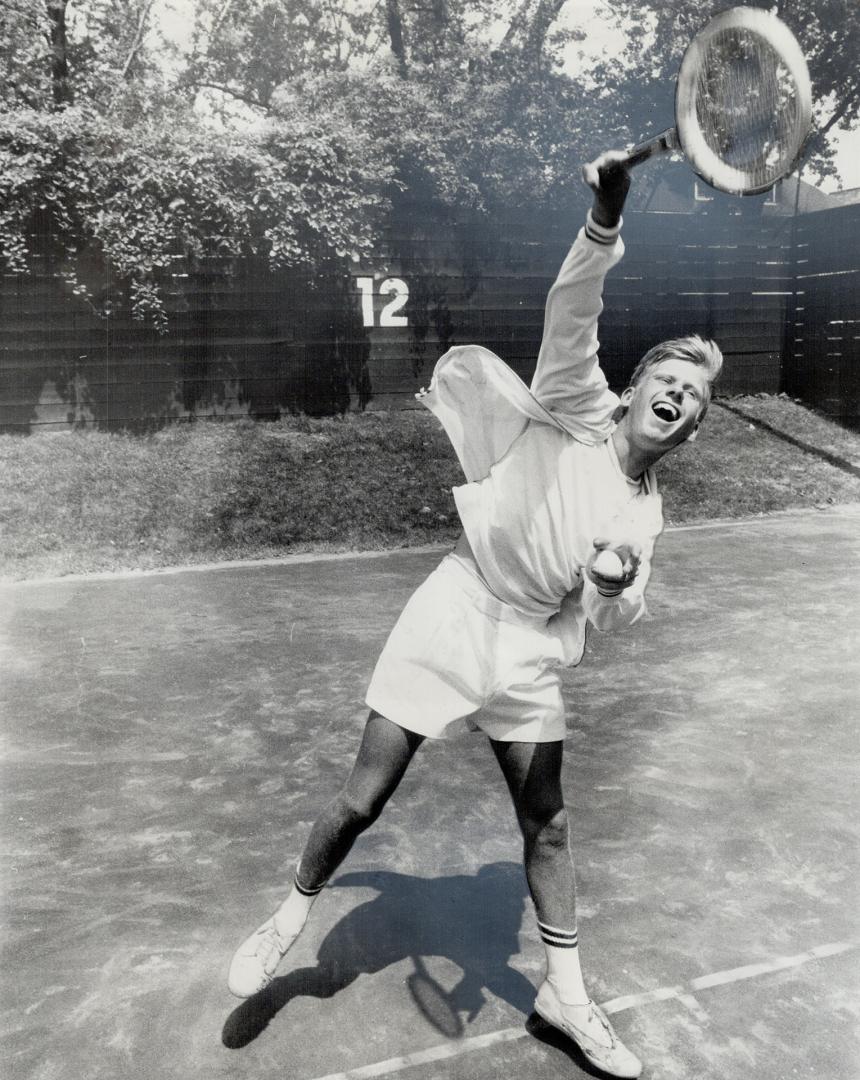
[418,211,664,666]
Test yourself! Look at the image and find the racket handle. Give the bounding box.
[622,128,679,168]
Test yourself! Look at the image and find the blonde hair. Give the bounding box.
[629,335,723,417]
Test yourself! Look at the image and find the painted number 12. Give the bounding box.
[356,277,409,328]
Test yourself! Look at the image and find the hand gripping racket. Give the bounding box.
[623,6,812,195]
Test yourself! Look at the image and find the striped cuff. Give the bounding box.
[538,919,579,949]
[584,209,622,246]
[294,870,327,897]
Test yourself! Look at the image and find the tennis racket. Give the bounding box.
[622,6,812,195]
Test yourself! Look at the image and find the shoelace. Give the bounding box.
[255,924,287,962]
[588,1004,617,1048]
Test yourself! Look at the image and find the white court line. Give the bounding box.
[5,505,860,587]
[688,940,858,991]
[308,940,859,1080]
[676,993,710,1023]
[310,1029,526,1080]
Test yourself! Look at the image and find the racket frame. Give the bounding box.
[621,6,813,196]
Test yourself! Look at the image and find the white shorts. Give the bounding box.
[366,554,566,742]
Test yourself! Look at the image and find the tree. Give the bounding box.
[177,0,598,208]
[1,0,854,331]
[0,101,396,325]
[603,0,860,185]
[0,0,600,328]
[0,1,398,327]
[1,0,55,109]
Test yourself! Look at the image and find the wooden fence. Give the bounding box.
[343,189,799,409]
[0,257,371,431]
[785,203,860,429]
[0,190,856,432]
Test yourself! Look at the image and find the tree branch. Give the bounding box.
[182,0,235,75]
[500,0,533,47]
[816,83,860,139]
[524,0,567,62]
[187,80,270,112]
[45,0,72,106]
[359,0,387,60]
[119,0,155,81]
[172,0,238,105]
[203,0,236,48]
[386,0,408,76]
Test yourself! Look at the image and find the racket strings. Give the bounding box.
[694,27,807,188]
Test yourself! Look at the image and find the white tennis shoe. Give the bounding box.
[534,979,643,1078]
[228,914,298,998]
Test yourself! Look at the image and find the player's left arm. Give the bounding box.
[582,536,654,633]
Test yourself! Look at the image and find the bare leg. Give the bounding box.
[229,710,423,997]
[490,738,642,1077]
[489,739,575,927]
[298,710,425,887]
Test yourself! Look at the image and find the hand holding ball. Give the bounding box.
[589,538,641,596]
[592,549,625,579]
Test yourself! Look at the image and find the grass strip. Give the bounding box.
[1,398,858,581]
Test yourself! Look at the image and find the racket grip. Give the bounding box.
[623,128,678,168]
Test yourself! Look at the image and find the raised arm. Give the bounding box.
[530,152,633,439]
[583,150,631,231]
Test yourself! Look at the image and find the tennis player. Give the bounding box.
[228,150,722,1079]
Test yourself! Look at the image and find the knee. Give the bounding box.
[332,786,386,831]
[524,806,569,852]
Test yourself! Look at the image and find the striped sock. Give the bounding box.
[293,869,327,897]
[273,867,327,938]
[538,919,589,1006]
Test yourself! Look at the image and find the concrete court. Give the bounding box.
[2,507,859,1080]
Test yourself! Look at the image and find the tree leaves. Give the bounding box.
[0,0,852,328]
[604,0,860,183]
[0,103,393,325]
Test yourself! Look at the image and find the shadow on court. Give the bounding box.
[222,865,535,1048]
[2,507,858,1080]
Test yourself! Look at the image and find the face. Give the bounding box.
[619,357,710,452]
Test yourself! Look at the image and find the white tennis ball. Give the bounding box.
[592,549,625,579]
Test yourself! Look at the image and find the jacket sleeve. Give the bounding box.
[529,210,625,441]
[581,505,663,634]
[581,555,652,633]
[547,516,661,663]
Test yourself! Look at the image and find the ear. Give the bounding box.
[611,386,635,424]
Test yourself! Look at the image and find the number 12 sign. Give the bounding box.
[356,277,409,328]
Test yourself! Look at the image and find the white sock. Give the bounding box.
[273,867,326,939]
[538,919,590,1006]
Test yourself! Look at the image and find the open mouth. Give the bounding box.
[651,401,680,423]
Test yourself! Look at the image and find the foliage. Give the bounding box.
[0,100,394,325]
[0,0,855,329]
[0,0,600,327]
[0,0,53,109]
[604,0,860,184]
[183,0,600,208]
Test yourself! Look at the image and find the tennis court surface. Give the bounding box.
[3,507,859,1080]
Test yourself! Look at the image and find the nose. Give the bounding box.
[666,385,683,402]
